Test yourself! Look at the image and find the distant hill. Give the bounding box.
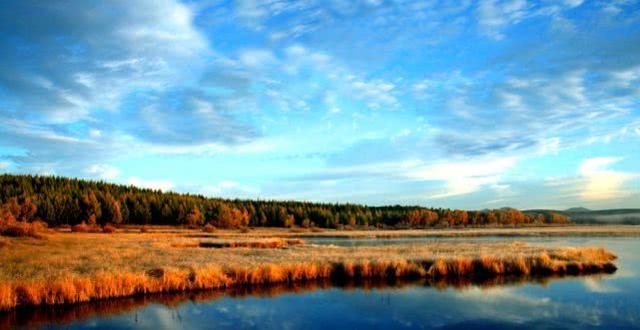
[526,208,640,225]
[564,207,591,212]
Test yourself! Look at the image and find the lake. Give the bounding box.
[3,237,639,329]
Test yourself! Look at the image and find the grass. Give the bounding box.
[0,227,618,311]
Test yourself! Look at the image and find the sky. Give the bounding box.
[0,0,639,210]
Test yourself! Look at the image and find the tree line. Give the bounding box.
[0,174,570,228]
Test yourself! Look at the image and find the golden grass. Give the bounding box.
[0,230,618,311]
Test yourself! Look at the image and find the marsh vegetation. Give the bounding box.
[0,227,618,311]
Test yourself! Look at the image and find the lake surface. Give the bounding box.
[4,237,639,329]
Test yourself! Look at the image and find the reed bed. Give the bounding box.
[0,231,617,311]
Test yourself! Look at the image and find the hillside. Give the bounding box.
[526,208,640,225]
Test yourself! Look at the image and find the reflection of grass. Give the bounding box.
[198,238,304,249]
[0,230,617,311]
[1,274,615,329]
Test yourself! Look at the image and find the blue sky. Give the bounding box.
[0,0,639,210]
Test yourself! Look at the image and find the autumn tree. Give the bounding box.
[185,206,204,227]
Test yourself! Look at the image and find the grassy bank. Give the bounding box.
[0,229,618,311]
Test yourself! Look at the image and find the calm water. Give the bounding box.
[4,237,639,329]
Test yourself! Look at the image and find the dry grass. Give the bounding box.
[0,229,619,311]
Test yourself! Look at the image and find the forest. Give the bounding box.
[0,174,570,229]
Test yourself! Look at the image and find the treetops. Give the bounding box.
[0,174,570,229]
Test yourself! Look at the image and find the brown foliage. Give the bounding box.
[102,224,117,234]
[203,224,216,233]
[210,205,250,229]
[71,222,90,233]
[0,220,45,239]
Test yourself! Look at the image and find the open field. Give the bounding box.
[0,227,619,311]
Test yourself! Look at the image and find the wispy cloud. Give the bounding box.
[578,158,635,201]
[127,177,174,192]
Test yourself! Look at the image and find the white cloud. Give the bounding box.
[128,177,174,191]
[144,139,274,155]
[89,129,102,139]
[476,0,529,40]
[238,49,276,68]
[564,0,584,8]
[0,0,209,124]
[86,164,121,180]
[578,157,634,201]
[403,156,518,198]
[185,181,261,198]
[538,137,561,155]
[412,80,430,99]
[348,77,398,110]
[0,161,9,171]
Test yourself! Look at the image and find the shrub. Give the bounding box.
[102,224,117,234]
[0,221,42,238]
[71,222,90,233]
[203,224,216,233]
[140,225,149,233]
[31,220,48,231]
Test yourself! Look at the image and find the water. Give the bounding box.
[4,237,639,329]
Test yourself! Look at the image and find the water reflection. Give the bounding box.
[2,237,638,329]
[1,273,619,329]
